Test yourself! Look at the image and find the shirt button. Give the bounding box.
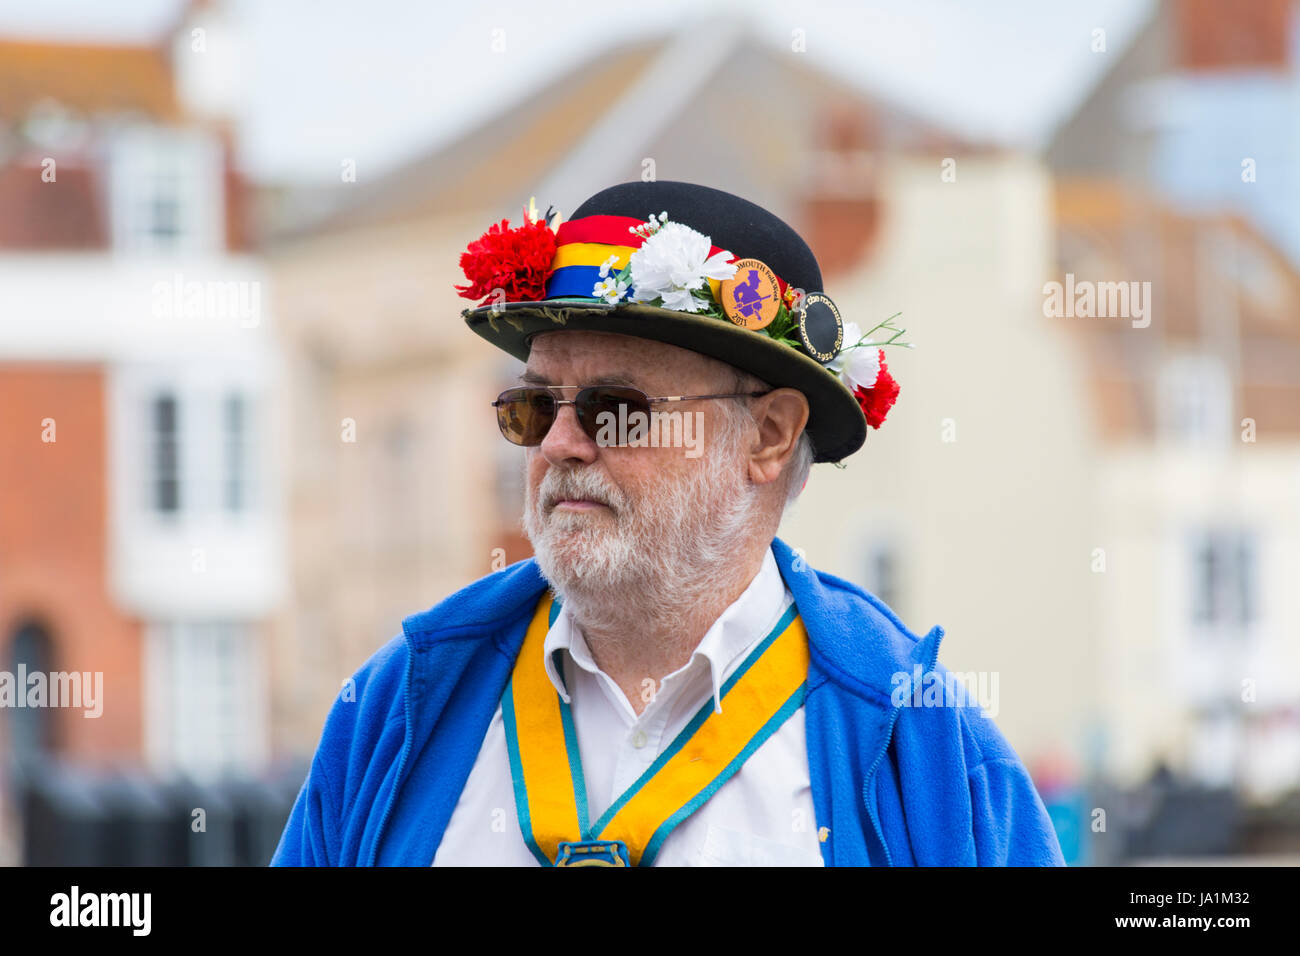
[631,730,647,749]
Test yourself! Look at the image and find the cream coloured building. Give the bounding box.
[781,153,1099,775]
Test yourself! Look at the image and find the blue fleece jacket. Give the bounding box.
[270,537,1065,866]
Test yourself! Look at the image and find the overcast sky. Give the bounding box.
[0,0,1155,185]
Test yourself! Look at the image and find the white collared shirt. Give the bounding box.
[432,546,825,866]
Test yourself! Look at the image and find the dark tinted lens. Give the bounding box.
[495,388,555,446]
[577,386,650,445]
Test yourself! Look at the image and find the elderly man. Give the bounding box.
[271,180,1065,867]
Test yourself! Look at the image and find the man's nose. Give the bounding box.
[540,401,598,466]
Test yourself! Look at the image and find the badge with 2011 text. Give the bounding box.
[720,258,780,330]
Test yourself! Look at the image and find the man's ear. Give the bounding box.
[746,388,810,487]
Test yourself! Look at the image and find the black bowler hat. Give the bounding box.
[458,180,902,463]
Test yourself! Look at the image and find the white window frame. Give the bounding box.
[143,620,267,778]
[123,370,261,524]
[107,124,224,254]
[1156,354,1232,447]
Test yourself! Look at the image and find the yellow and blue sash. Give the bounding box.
[502,593,810,867]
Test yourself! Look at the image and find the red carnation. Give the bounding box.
[455,215,557,305]
[852,350,900,429]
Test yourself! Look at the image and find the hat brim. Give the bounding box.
[463,298,867,463]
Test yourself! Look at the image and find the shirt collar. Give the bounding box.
[542,546,790,715]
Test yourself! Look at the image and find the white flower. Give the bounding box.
[593,276,629,304]
[631,211,672,240]
[627,221,738,313]
[826,322,880,390]
[598,254,620,278]
[841,344,881,392]
[826,322,860,374]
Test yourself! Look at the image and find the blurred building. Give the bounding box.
[1045,0,1300,810]
[1052,181,1300,800]
[262,210,507,752]
[779,149,1100,781]
[1048,0,1300,263]
[0,1,285,862]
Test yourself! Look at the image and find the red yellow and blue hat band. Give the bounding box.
[542,214,794,304]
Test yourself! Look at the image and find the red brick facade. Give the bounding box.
[0,364,143,762]
[1174,0,1294,71]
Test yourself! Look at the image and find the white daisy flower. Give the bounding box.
[593,276,629,305]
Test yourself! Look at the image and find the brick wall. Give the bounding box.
[0,364,143,763]
[1174,0,1293,71]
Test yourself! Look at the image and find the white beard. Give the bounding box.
[522,427,757,634]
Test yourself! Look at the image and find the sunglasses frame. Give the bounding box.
[491,384,772,447]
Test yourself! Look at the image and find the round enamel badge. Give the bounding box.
[720,259,781,330]
[797,293,844,363]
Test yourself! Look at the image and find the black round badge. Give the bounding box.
[797,293,844,363]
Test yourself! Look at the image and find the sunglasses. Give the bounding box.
[492,384,771,447]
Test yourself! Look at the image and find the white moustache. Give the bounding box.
[541,470,621,514]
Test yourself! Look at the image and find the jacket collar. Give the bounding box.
[402,555,549,641]
[768,537,943,704]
